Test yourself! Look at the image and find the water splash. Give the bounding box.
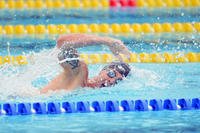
[0,48,60,102]
[0,48,166,102]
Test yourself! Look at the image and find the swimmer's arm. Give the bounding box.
[86,78,103,88]
[40,74,63,94]
[40,85,50,93]
[56,34,131,59]
[57,34,120,48]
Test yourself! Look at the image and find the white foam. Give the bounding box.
[0,47,167,101]
[0,49,60,101]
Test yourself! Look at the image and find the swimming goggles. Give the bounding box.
[103,65,126,77]
[58,57,80,64]
[100,68,122,87]
[107,69,117,78]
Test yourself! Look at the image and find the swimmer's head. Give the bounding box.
[98,62,131,87]
[58,46,80,69]
[102,62,131,77]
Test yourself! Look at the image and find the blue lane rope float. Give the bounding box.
[0,98,200,116]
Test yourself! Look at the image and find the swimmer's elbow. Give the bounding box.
[56,35,65,48]
[56,35,70,48]
[40,86,50,94]
[40,89,47,94]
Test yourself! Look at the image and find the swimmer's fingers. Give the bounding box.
[112,49,131,61]
[112,42,131,60]
[114,54,123,61]
[114,47,131,61]
[119,49,131,60]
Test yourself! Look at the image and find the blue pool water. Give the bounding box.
[0,8,200,25]
[0,8,200,132]
[1,111,200,133]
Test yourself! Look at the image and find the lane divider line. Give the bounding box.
[0,52,199,66]
[1,98,200,116]
[0,0,200,9]
[0,22,199,35]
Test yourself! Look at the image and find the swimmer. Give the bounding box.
[40,34,131,93]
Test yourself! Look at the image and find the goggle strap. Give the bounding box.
[58,57,80,64]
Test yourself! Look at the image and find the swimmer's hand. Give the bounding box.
[108,40,131,61]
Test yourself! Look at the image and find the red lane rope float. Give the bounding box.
[0,0,199,9]
[110,0,136,7]
[109,0,200,7]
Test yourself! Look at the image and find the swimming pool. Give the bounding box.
[0,0,200,132]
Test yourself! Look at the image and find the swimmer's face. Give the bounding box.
[96,62,131,87]
[98,68,123,87]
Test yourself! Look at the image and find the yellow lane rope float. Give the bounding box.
[0,52,199,66]
[0,55,28,65]
[0,22,200,35]
[0,0,200,9]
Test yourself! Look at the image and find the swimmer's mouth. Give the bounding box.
[58,58,80,64]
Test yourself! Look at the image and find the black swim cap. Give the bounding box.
[103,62,131,77]
[58,46,80,69]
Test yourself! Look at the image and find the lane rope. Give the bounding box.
[0,22,199,35]
[1,98,200,116]
[0,52,199,66]
[0,0,200,9]
[0,55,28,66]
